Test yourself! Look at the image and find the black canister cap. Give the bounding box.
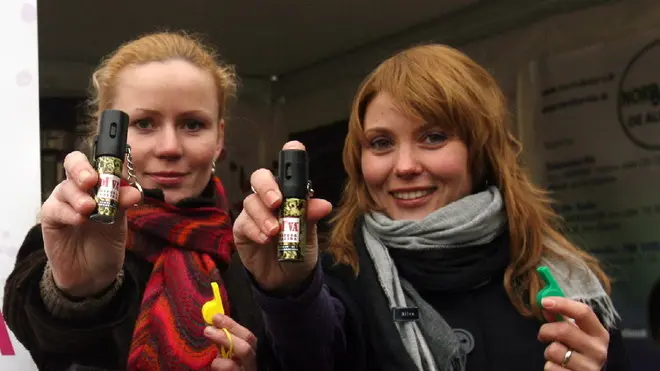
[278,149,308,198]
[95,110,129,158]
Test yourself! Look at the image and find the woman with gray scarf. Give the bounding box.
[233,44,630,371]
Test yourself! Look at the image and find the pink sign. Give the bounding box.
[0,311,15,356]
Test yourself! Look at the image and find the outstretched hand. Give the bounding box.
[233,141,332,293]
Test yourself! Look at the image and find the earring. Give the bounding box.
[212,160,216,173]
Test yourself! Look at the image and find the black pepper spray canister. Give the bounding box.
[277,149,310,262]
[89,109,129,224]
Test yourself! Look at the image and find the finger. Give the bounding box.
[544,341,601,371]
[306,198,333,223]
[282,140,305,151]
[542,361,570,371]
[210,357,240,371]
[212,314,258,350]
[205,327,255,366]
[541,297,610,341]
[234,210,270,245]
[52,180,97,214]
[40,197,87,227]
[63,151,98,191]
[250,168,281,208]
[244,186,332,236]
[243,193,280,237]
[204,326,256,370]
[542,309,558,323]
[538,321,607,362]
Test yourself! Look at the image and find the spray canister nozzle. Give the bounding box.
[277,149,309,199]
[94,110,129,159]
[89,109,130,224]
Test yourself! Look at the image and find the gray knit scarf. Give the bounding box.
[362,186,618,371]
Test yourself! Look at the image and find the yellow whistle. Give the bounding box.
[201,282,232,359]
[202,282,225,325]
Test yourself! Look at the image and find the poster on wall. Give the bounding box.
[529,34,660,369]
[0,1,41,370]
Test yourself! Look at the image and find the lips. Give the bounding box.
[148,172,188,186]
[149,172,187,177]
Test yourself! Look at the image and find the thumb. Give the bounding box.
[306,198,332,224]
[118,185,142,209]
[111,185,142,224]
[304,199,331,255]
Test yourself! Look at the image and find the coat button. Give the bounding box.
[453,328,475,354]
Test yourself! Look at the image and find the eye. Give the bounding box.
[422,132,448,145]
[133,118,153,130]
[183,118,205,132]
[368,136,393,151]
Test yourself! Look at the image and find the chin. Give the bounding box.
[388,209,433,221]
[162,190,189,204]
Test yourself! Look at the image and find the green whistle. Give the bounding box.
[536,266,565,321]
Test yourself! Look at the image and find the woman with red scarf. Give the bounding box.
[3,31,261,371]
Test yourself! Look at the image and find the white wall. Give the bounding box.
[272,0,660,145]
[0,1,41,369]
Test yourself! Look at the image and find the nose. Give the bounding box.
[393,146,422,178]
[154,124,183,159]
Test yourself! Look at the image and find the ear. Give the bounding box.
[214,119,225,161]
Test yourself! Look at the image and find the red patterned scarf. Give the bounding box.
[125,176,234,370]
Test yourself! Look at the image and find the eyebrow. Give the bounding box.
[418,122,443,131]
[362,126,390,136]
[134,108,214,119]
[134,108,160,116]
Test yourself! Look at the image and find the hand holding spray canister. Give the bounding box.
[89,109,130,224]
[276,149,311,262]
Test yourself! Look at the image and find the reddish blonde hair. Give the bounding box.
[328,44,610,318]
[82,31,236,149]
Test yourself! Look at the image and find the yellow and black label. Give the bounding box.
[91,156,123,222]
[277,197,307,261]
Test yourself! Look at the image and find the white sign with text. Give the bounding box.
[529,33,660,369]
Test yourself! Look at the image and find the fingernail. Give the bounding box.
[78,198,88,209]
[204,326,214,336]
[259,232,268,243]
[265,219,278,233]
[79,171,90,184]
[266,190,280,207]
[541,298,556,308]
[544,361,552,370]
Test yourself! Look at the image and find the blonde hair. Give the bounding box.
[82,31,236,151]
[329,44,610,318]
